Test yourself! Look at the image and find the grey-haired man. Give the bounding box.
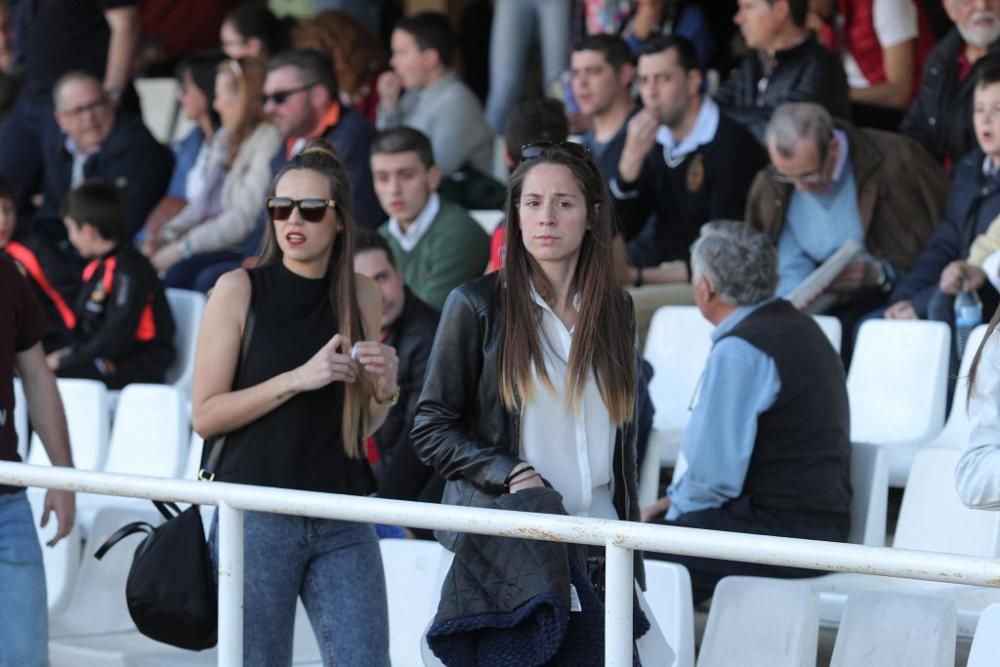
[643,221,852,604]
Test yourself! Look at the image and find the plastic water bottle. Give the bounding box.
[954,280,983,359]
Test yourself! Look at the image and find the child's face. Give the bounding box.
[974,82,1000,160]
[0,196,14,248]
[63,216,97,258]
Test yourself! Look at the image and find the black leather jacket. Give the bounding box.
[411,273,641,550]
[714,33,850,142]
[373,287,443,505]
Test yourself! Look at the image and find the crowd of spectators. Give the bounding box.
[6,0,1000,662]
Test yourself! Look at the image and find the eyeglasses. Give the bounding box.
[58,97,108,119]
[266,197,336,222]
[261,82,317,106]
[520,140,592,162]
[768,165,829,186]
[769,141,833,186]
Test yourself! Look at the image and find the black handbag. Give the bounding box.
[94,288,257,650]
[94,501,218,649]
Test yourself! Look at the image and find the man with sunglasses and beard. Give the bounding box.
[747,101,946,361]
[262,49,382,229]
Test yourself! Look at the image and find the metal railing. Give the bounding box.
[3,460,1000,666]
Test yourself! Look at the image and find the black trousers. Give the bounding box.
[647,497,848,605]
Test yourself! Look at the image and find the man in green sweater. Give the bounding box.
[371,127,490,311]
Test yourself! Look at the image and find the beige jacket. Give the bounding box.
[162,122,282,254]
[968,213,1000,267]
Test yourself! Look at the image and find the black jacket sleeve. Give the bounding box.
[411,287,520,495]
[611,148,659,241]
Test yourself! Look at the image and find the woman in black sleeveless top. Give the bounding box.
[191,142,398,666]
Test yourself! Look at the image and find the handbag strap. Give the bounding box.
[154,500,181,521]
[93,521,156,560]
[198,278,257,482]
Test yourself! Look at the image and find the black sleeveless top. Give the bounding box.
[215,262,375,495]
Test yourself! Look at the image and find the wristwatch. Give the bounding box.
[375,385,400,406]
[876,262,893,293]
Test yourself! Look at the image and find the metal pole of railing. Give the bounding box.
[217,502,244,667]
[605,542,634,666]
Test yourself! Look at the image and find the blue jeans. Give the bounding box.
[485,0,572,133]
[209,510,390,667]
[0,490,48,667]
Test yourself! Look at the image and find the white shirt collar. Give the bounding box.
[984,155,1000,178]
[656,97,720,168]
[386,193,441,252]
[529,283,581,327]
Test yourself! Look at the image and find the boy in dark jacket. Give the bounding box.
[887,63,1000,326]
[46,181,175,389]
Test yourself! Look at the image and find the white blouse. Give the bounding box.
[519,288,617,519]
[957,331,1000,510]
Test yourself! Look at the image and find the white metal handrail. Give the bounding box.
[3,461,1000,666]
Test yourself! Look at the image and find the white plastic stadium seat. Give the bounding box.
[847,319,950,486]
[182,430,205,481]
[812,314,842,352]
[967,602,1000,667]
[13,377,27,460]
[103,384,188,478]
[163,288,206,396]
[697,576,819,667]
[847,442,889,547]
[380,538,446,666]
[28,379,110,470]
[469,209,504,235]
[829,591,956,667]
[643,306,714,466]
[811,448,1000,639]
[920,323,988,451]
[76,385,188,533]
[643,560,695,667]
[49,507,160,641]
[28,488,80,614]
[637,431,662,509]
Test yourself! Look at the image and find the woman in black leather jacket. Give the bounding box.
[411,140,643,550]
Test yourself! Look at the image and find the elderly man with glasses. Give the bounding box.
[747,101,946,361]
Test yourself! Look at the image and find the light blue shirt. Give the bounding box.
[776,131,866,297]
[666,300,782,520]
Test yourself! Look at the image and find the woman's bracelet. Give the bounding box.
[504,465,535,487]
[509,472,541,487]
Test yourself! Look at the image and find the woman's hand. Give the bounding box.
[290,334,358,393]
[151,242,184,273]
[353,341,399,403]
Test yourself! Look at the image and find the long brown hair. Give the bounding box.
[498,147,636,424]
[217,57,269,168]
[967,302,1000,407]
[257,140,370,458]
